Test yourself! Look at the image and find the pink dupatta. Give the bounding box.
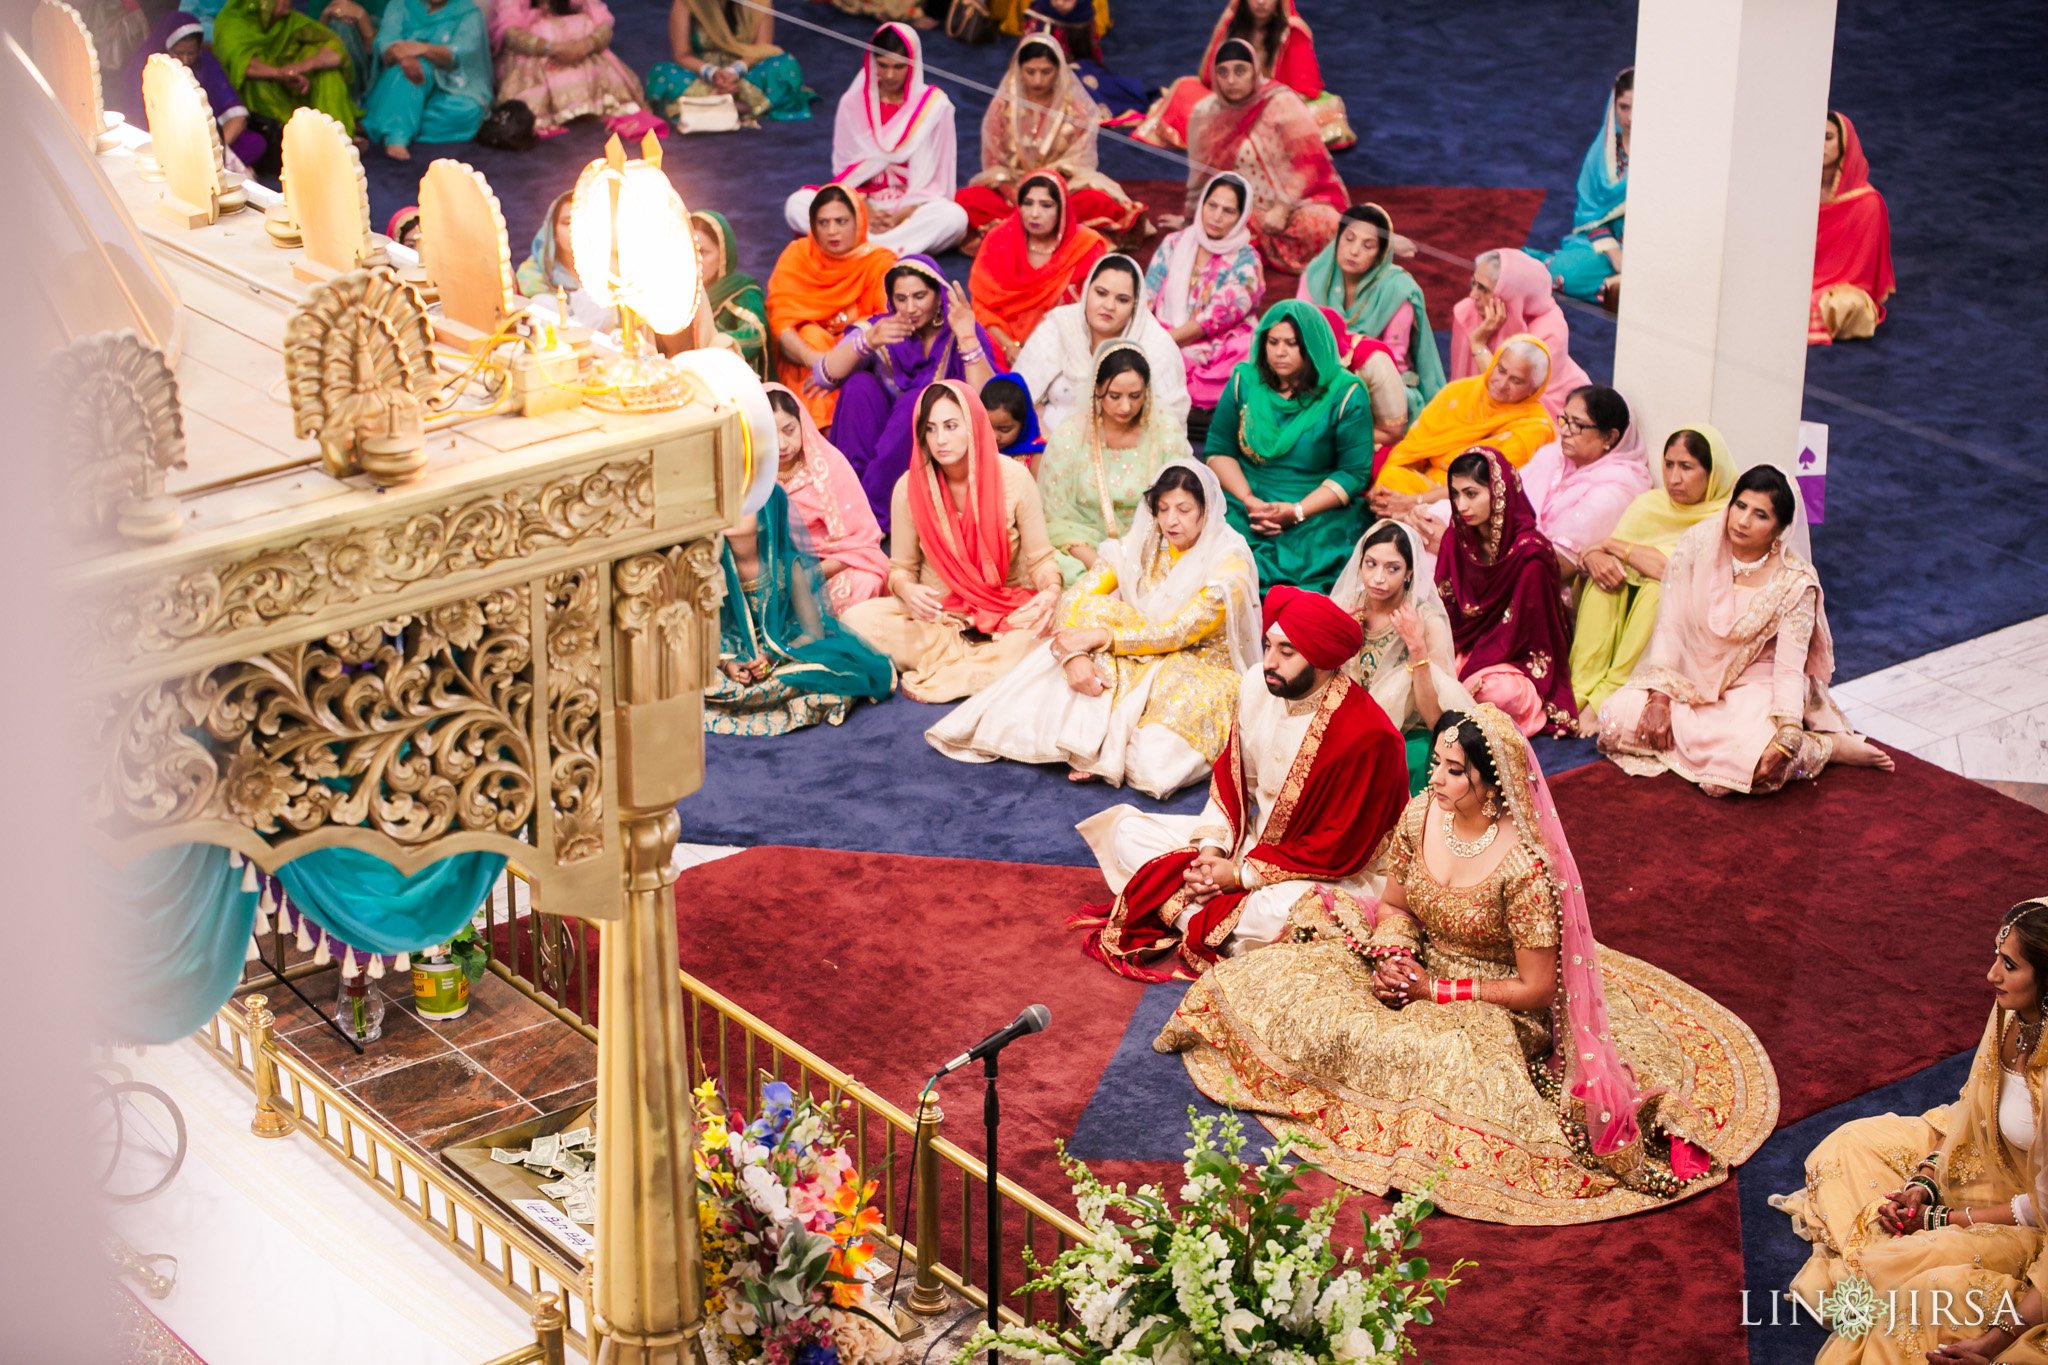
[1449,248,1591,418]
[766,382,889,594]
[1519,421,1651,564]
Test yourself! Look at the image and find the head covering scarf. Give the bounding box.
[692,209,758,312]
[679,0,781,64]
[1315,306,1395,373]
[1329,518,1474,727]
[969,171,1109,354]
[1198,0,1323,98]
[719,486,895,701]
[984,371,1044,454]
[765,382,889,591]
[1931,991,2048,1232]
[1021,253,1189,432]
[1607,423,1737,557]
[1627,476,1835,710]
[1108,457,1262,673]
[516,190,580,295]
[832,22,949,192]
[1465,703,1650,1158]
[1378,337,1557,494]
[1232,299,1364,454]
[1450,249,1591,417]
[211,0,343,89]
[1212,37,1258,70]
[1813,111,1895,328]
[1298,204,1446,399]
[388,205,422,244]
[984,35,1103,184]
[1042,337,1184,550]
[766,186,896,343]
[1154,172,1254,330]
[907,380,1039,632]
[1519,404,1652,563]
[121,11,238,121]
[868,254,993,393]
[1436,446,1578,732]
[1572,73,1630,238]
[1261,584,1362,668]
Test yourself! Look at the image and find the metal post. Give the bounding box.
[983,1055,1001,1365]
[906,1093,948,1316]
[244,994,293,1139]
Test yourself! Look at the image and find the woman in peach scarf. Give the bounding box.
[1372,335,1556,507]
[1449,248,1591,420]
[841,381,1063,701]
[766,384,889,611]
[766,185,896,427]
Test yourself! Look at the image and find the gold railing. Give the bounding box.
[196,996,599,1357]
[477,1292,568,1365]
[477,867,1086,1331]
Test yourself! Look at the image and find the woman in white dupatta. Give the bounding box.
[1329,517,1473,795]
[1015,254,1191,437]
[782,23,968,255]
[928,458,1260,797]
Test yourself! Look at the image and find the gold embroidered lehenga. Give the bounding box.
[1155,704,1779,1225]
[1772,988,2048,1362]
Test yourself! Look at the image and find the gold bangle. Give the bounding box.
[1404,659,1430,673]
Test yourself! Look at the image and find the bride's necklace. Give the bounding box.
[2018,1014,2043,1057]
[1441,808,1498,859]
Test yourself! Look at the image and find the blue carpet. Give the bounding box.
[1737,1047,1974,1364]
[1065,981,1227,1161]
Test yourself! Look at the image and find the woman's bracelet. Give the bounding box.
[810,356,837,391]
[1927,1204,1950,1230]
[1430,978,1476,1004]
[1293,502,1308,525]
[1404,658,1430,673]
[849,326,873,359]
[1907,1174,1942,1204]
[960,343,988,367]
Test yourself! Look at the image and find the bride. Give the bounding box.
[1154,702,1780,1224]
[927,457,1260,797]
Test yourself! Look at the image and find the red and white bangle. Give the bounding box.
[1431,978,1477,1004]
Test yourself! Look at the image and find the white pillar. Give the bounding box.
[1611,0,1837,480]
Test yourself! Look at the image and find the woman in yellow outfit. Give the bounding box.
[1567,423,1734,724]
[1369,334,1556,514]
[927,457,1260,797]
[1774,898,2048,1364]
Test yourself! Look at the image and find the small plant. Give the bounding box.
[954,1110,1467,1365]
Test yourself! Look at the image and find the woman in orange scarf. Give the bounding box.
[767,185,897,426]
[840,380,1063,701]
[1810,111,1894,345]
[969,172,1109,365]
[1371,335,1557,507]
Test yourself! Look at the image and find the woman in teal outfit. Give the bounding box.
[1539,68,1631,305]
[1200,299,1373,593]
[705,486,895,736]
[360,0,491,160]
[651,0,813,126]
[1295,202,1444,422]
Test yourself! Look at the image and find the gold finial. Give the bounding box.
[604,133,627,172]
[640,129,663,169]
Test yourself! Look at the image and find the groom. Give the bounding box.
[1076,586,1410,981]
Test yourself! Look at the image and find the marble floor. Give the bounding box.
[1832,613,2048,813]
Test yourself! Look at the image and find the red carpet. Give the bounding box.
[668,752,2046,1361]
[1119,181,1547,330]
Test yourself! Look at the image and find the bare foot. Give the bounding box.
[385,143,410,161]
[1067,768,1098,784]
[1832,732,1896,772]
[1577,710,1603,739]
[1699,783,1731,799]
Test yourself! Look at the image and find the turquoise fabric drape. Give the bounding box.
[106,843,257,1046]
[275,848,505,956]
[719,486,896,700]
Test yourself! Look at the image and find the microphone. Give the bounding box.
[933,1005,1050,1078]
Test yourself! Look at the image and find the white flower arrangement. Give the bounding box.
[954,1111,1466,1365]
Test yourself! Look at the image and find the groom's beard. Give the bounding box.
[1264,661,1317,699]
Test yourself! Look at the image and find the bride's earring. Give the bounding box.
[1480,793,1500,822]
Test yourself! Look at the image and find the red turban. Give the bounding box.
[1261,586,1363,670]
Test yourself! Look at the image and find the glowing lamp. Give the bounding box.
[569,132,698,412]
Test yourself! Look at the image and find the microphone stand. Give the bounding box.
[982,1049,1001,1365]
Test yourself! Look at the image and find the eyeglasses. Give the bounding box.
[1555,415,1596,435]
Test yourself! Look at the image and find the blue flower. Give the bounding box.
[746,1081,798,1144]
[794,1342,840,1365]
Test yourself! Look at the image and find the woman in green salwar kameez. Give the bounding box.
[705,486,896,737]
[1201,298,1374,593]
[691,210,771,380]
[212,0,358,135]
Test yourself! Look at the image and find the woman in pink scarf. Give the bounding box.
[782,23,967,256]
[1598,465,1894,796]
[1450,248,1591,420]
[1516,384,1650,585]
[766,384,889,610]
[1143,172,1263,409]
[489,0,647,134]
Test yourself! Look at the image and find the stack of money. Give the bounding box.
[489,1126,598,1224]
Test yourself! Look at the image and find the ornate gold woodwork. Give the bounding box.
[77,457,655,681]
[52,330,187,544]
[611,543,722,810]
[544,567,605,864]
[285,265,438,486]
